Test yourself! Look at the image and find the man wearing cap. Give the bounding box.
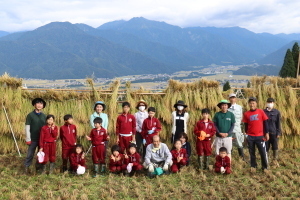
[242,97,269,172]
[213,100,236,162]
[228,93,245,159]
[263,98,281,164]
[24,98,47,174]
[171,100,189,143]
[134,100,148,156]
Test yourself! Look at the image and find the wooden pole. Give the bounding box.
[297,52,300,87]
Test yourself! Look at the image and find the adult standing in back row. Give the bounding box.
[134,100,148,156]
[171,100,189,143]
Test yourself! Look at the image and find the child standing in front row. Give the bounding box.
[170,140,188,173]
[39,114,58,174]
[178,133,191,165]
[69,144,86,175]
[215,147,231,174]
[60,114,77,172]
[86,117,109,177]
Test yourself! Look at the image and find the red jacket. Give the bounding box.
[69,152,86,170]
[215,155,231,169]
[124,152,141,167]
[171,148,188,164]
[109,154,124,166]
[116,113,136,136]
[194,119,216,141]
[39,125,58,148]
[141,117,162,137]
[90,127,108,146]
[60,124,77,149]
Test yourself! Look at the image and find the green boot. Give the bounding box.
[204,156,210,170]
[49,163,55,174]
[93,164,99,177]
[100,164,106,173]
[197,156,203,170]
[273,150,278,160]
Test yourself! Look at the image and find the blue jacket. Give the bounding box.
[90,112,108,130]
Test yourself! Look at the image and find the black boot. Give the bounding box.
[41,164,46,174]
[49,163,55,174]
[238,148,245,160]
[197,156,203,170]
[24,166,30,175]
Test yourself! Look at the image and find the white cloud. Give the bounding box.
[0,0,299,33]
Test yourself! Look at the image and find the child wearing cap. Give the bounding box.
[215,147,231,174]
[60,114,77,172]
[194,108,216,170]
[123,143,143,176]
[171,100,189,143]
[264,98,281,165]
[134,100,148,156]
[243,97,269,172]
[213,100,236,162]
[24,98,47,174]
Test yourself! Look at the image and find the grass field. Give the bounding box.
[1,148,299,199]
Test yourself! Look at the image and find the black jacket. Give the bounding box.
[263,108,281,136]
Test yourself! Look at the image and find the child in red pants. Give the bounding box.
[215,147,231,174]
[86,117,109,177]
[123,144,143,176]
[109,145,125,174]
[194,108,216,170]
[39,114,58,174]
[116,102,136,153]
[170,140,188,173]
[69,144,86,175]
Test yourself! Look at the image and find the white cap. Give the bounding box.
[229,93,236,98]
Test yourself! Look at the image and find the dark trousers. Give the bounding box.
[247,135,268,169]
[24,141,39,167]
[136,132,143,155]
[266,133,278,152]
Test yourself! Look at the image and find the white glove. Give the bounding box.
[163,163,169,171]
[148,164,154,173]
[130,141,136,144]
[148,130,154,134]
[220,167,225,174]
[143,139,146,145]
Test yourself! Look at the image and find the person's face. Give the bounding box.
[123,105,130,113]
[46,117,54,125]
[95,105,103,113]
[174,141,182,150]
[229,97,236,104]
[113,151,119,157]
[202,113,209,120]
[76,147,82,154]
[129,147,136,154]
[148,111,155,118]
[153,138,160,148]
[94,123,102,129]
[221,104,228,112]
[34,102,44,110]
[66,118,73,125]
[138,103,146,111]
[179,136,186,144]
[249,101,257,110]
[219,151,227,158]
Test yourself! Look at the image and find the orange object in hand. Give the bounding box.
[198,131,207,141]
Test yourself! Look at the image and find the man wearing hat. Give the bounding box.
[228,93,245,159]
[263,98,281,165]
[134,100,148,156]
[213,100,236,162]
[171,100,189,143]
[24,98,47,174]
[242,97,269,172]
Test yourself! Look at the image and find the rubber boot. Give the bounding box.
[272,150,279,167]
[204,156,210,170]
[49,163,55,174]
[24,166,30,175]
[100,164,106,173]
[41,164,46,174]
[62,159,68,173]
[197,156,203,170]
[238,147,245,160]
[93,164,99,177]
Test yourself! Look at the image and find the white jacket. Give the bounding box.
[134,111,148,133]
[228,103,242,133]
[171,111,189,135]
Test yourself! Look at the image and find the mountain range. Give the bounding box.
[0,17,298,79]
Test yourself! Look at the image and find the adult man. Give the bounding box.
[213,100,236,162]
[143,135,172,177]
[243,97,269,172]
[263,98,281,164]
[228,93,245,159]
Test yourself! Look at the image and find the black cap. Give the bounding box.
[248,97,257,102]
[267,98,275,103]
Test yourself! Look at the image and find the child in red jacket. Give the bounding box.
[141,107,162,156]
[194,108,216,170]
[116,102,136,153]
[123,143,143,176]
[60,114,77,172]
[86,117,110,177]
[39,114,58,174]
[109,145,125,174]
[170,140,188,173]
[69,144,86,175]
[215,147,231,174]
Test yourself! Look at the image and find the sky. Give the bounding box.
[0,0,300,34]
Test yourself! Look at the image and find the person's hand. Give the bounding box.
[124,154,129,159]
[148,130,154,135]
[78,164,81,167]
[116,156,121,161]
[51,123,55,130]
[143,139,146,145]
[177,157,182,163]
[206,134,211,137]
[277,135,280,138]
[264,133,269,141]
[220,166,225,174]
[39,148,43,152]
[26,141,31,145]
[86,135,91,141]
[110,155,115,162]
[81,152,85,159]
[129,163,133,167]
[107,135,110,140]
[116,137,119,144]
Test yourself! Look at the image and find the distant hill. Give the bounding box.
[233,65,281,76]
[0,31,9,38]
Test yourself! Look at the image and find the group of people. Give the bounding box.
[24,93,281,177]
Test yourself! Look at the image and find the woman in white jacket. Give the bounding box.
[171,100,189,143]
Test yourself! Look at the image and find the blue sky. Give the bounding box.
[0,0,299,33]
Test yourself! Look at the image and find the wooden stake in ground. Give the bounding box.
[2,103,21,157]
